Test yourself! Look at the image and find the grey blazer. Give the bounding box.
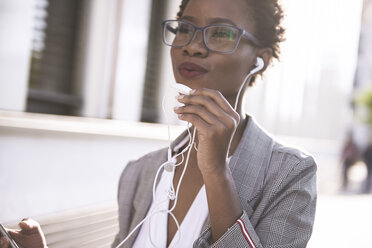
[111,117,317,248]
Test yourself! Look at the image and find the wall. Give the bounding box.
[0,111,341,224]
[0,0,34,111]
[111,0,152,121]
[0,111,185,223]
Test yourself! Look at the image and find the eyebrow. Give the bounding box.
[180,16,238,26]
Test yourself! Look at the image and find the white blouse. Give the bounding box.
[132,164,208,248]
[132,134,231,248]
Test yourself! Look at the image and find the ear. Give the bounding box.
[256,47,273,74]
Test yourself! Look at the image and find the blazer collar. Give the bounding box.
[128,147,168,247]
[229,115,275,200]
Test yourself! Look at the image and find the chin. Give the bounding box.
[174,75,209,90]
[177,81,204,90]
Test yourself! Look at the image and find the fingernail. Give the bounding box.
[176,95,184,100]
[173,107,180,112]
[189,89,196,94]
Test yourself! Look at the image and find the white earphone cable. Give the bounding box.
[115,92,195,248]
[117,58,262,247]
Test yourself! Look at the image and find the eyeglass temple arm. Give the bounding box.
[242,30,261,47]
[166,25,177,34]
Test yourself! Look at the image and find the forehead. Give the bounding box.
[181,0,254,31]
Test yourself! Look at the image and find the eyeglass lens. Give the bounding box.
[164,21,239,52]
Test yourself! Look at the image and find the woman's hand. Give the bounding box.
[174,88,240,176]
[174,88,243,241]
[0,219,47,248]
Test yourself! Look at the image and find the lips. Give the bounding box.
[178,62,208,79]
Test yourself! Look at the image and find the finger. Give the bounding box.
[178,113,211,134]
[189,88,240,121]
[19,218,38,229]
[5,229,22,243]
[9,232,35,248]
[177,93,230,121]
[7,230,20,237]
[8,231,30,247]
[174,104,221,126]
[0,237,10,248]
[178,90,240,129]
[8,229,44,248]
[7,230,23,242]
[177,94,239,131]
[18,219,40,234]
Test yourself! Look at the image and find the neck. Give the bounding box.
[226,92,248,156]
[226,92,246,118]
[228,114,248,157]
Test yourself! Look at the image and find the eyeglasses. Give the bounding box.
[162,20,261,54]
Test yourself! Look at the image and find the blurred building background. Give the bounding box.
[0,0,372,247]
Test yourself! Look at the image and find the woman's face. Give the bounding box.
[171,0,258,100]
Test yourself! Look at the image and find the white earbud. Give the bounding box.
[233,57,265,110]
[250,57,264,75]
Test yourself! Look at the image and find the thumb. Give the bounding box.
[18,219,41,234]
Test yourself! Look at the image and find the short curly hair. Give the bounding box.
[176,0,286,62]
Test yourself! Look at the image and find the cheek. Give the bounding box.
[213,55,251,92]
[170,48,176,67]
[170,48,179,77]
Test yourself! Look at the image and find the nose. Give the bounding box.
[182,29,208,57]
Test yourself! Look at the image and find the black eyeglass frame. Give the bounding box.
[162,19,261,54]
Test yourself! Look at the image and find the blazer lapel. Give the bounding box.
[229,116,275,205]
[123,149,167,247]
[199,116,275,234]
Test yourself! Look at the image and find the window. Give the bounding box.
[26,0,83,116]
[140,0,168,122]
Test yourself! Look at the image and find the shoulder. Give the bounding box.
[118,147,168,187]
[272,141,317,173]
[246,116,316,178]
[266,140,317,193]
[124,147,168,171]
[233,117,317,194]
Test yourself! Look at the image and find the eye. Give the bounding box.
[210,27,236,40]
[178,23,193,34]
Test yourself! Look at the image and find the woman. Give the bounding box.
[0,0,317,247]
[113,0,316,247]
